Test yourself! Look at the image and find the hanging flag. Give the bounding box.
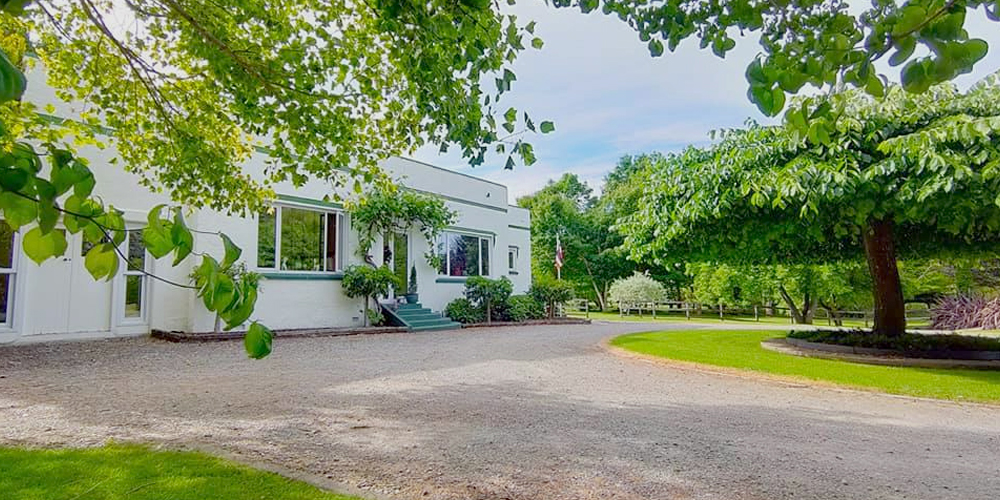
[555,234,564,270]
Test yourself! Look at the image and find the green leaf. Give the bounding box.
[504,155,515,170]
[770,88,786,115]
[539,121,555,134]
[749,84,776,116]
[0,168,28,191]
[220,233,242,269]
[648,39,664,57]
[926,10,966,41]
[243,322,273,359]
[504,107,517,124]
[865,72,886,97]
[745,58,766,85]
[37,200,60,234]
[50,151,92,196]
[531,37,544,49]
[222,283,257,329]
[892,5,927,37]
[22,226,67,264]
[889,37,916,67]
[143,205,174,258]
[84,243,119,281]
[901,59,932,93]
[519,142,536,166]
[0,192,37,229]
[211,273,237,311]
[0,49,27,103]
[170,209,194,265]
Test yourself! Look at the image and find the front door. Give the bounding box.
[22,231,113,336]
[382,232,409,298]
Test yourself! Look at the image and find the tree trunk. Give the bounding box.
[778,285,805,324]
[581,256,606,311]
[801,291,816,325]
[486,299,492,324]
[819,300,844,327]
[863,217,906,336]
[362,297,370,327]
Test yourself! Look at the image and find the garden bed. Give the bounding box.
[153,325,407,343]
[460,318,592,328]
[783,330,1000,361]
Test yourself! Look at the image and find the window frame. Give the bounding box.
[118,228,149,325]
[507,246,519,274]
[436,230,492,277]
[0,220,18,330]
[257,202,345,274]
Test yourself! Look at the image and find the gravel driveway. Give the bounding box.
[1,322,998,500]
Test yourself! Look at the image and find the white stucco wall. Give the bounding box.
[3,73,532,342]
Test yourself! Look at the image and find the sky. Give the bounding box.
[410,2,1000,202]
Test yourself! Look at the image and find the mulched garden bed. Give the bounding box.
[785,330,1000,360]
[460,318,592,329]
[153,326,408,343]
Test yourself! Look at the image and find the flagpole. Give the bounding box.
[555,233,562,280]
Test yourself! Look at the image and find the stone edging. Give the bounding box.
[763,338,1000,369]
[152,326,408,343]
[460,318,592,329]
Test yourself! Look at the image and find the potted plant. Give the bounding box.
[405,265,419,304]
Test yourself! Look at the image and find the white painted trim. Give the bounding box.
[257,203,345,275]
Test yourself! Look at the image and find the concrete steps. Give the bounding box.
[389,303,461,331]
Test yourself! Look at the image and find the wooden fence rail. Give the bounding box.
[564,300,932,326]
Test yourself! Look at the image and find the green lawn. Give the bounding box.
[610,329,1000,403]
[0,444,360,500]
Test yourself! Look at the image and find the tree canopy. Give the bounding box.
[556,0,999,117]
[1,0,553,214]
[517,173,638,309]
[346,184,455,267]
[616,76,1000,335]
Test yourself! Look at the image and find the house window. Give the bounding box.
[257,205,343,272]
[436,232,490,277]
[0,220,16,326]
[508,246,518,273]
[122,230,147,320]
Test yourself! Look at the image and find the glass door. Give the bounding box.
[392,232,409,294]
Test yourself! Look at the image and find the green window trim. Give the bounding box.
[435,276,469,283]
[261,272,344,281]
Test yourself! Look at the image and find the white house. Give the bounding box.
[0,79,531,345]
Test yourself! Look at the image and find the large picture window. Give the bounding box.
[436,232,491,277]
[257,205,343,272]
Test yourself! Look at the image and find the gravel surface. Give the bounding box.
[1,322,998,500]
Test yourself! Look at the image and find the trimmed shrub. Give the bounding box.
[464,276,513,323]
[931,295,987,330]
[445,297,484,324]
[342,265,400,326]
[507,294,546,322]
[530,278,575,318]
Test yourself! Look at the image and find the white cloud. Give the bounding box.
[412,3,1000,200]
